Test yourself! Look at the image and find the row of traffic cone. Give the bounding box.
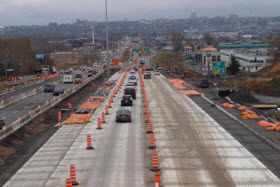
[139,68,161,186]
[66,67,132,185]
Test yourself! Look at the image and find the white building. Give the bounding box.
[220,48,269,72]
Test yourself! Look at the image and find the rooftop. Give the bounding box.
[218,42,269,50]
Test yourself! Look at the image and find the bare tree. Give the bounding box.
[269,36,280,64]
[203,32,215,45]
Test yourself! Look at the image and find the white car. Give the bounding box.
[154,70,160,75]
[93,63,98,67]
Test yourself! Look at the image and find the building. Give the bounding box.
[212,31,239,38]
[220,48,269,72]
[217,42,269,50]
[191,12,198,19]
[194,47,221,71]
[50,52,82,60]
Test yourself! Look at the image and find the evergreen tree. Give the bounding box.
[227,55,240,75]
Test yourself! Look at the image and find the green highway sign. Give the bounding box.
[132,48,139,52]
[206,54,212,57]
[144,48,149,52]
[212,61,226,74]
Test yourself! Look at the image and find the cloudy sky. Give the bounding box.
[0,0,280,26]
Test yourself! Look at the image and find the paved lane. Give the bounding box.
[144,73,280,186]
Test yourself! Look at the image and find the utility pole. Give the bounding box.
[105,0,110,76]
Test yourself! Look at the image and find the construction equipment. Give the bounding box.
[182,70,192,78]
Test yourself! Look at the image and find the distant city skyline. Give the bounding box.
[0,0,280,26]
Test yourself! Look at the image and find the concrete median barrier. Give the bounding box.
[0,70,105,141]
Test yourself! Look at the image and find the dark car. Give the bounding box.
[75,74,82,79]
[198,80,210,88]
[88,70,94,77]
[121,95,133,106]
[126,83,136,88]
[103,65,108,69]
[92,70,97,75]
[0,120,5,130]
[116,109,131,122]
[53,88,65,96]
[124,86,136,99]
[44,83,55,92]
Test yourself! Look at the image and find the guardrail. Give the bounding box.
[0,74,60,97]
[0,70,105,141]
[0,79,62,110]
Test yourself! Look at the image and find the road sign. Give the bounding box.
[144,48,149,52]
[139,48,143,52]
[112,59,119,65]
[212,61,226,74]
[36,54,44,59]
[132,48,139,52]
[206,54,211,57]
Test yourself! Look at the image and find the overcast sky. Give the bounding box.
[0,0,280,26]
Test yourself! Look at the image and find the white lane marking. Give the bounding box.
[33,102,36,103]
[41,98,44,100]
[24,106,28,108]
[14,111,18,113]
[2,117,6,119]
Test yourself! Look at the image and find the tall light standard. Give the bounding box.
[105,0,110,76]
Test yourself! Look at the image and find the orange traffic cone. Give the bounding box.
[101,112,106,123]
[111,95,114,103]
[105,105,109,115]
[96,117,102,129]
[58,111,62,122]
[66,178,72,187]
[151,151,160,171]
[146,112,150,123]
[145,105,149,114]
[154,172,160,187]
[86,134,94,149]
[149,134,156,149]
[68,103,72,109]
[69,164,79,185]
[108,100,112,108]
[147,121,153,133]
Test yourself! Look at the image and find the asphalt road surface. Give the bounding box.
[0,67,102,126]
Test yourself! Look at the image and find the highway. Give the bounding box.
[0,67,101,126]
[4,38,280,186]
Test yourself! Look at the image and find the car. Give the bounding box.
[98,62,103,65]
[44,83,55,92]
[128,75,137,85]
[198,80,210,88]
[88,70,94,77]
[59,70,65,74]
[75,78,82,84]
[144,72,151,79]
[103,65,108,69]
[124,86,136,99]
[0,119,5,130]
[116,109,132,122]
[126,83,136,88]
[121,95,133,106]
[93,63,98,67]
[53,88,65,96]
[75,74,82,79]
[134,67,138,71]
[130,69,136,74]
[69,68,74,72]
[65,69,71,74]
[92,70,97,75]
[154,70,160,75]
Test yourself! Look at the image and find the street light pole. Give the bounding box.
[105,0,110,76]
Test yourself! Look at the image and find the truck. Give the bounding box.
[139,59,145,68]
[144,71,151,79]
[63,74,74,83]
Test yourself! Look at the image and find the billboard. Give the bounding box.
[36,54,45,59]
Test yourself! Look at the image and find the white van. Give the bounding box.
[63,74,73,83]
